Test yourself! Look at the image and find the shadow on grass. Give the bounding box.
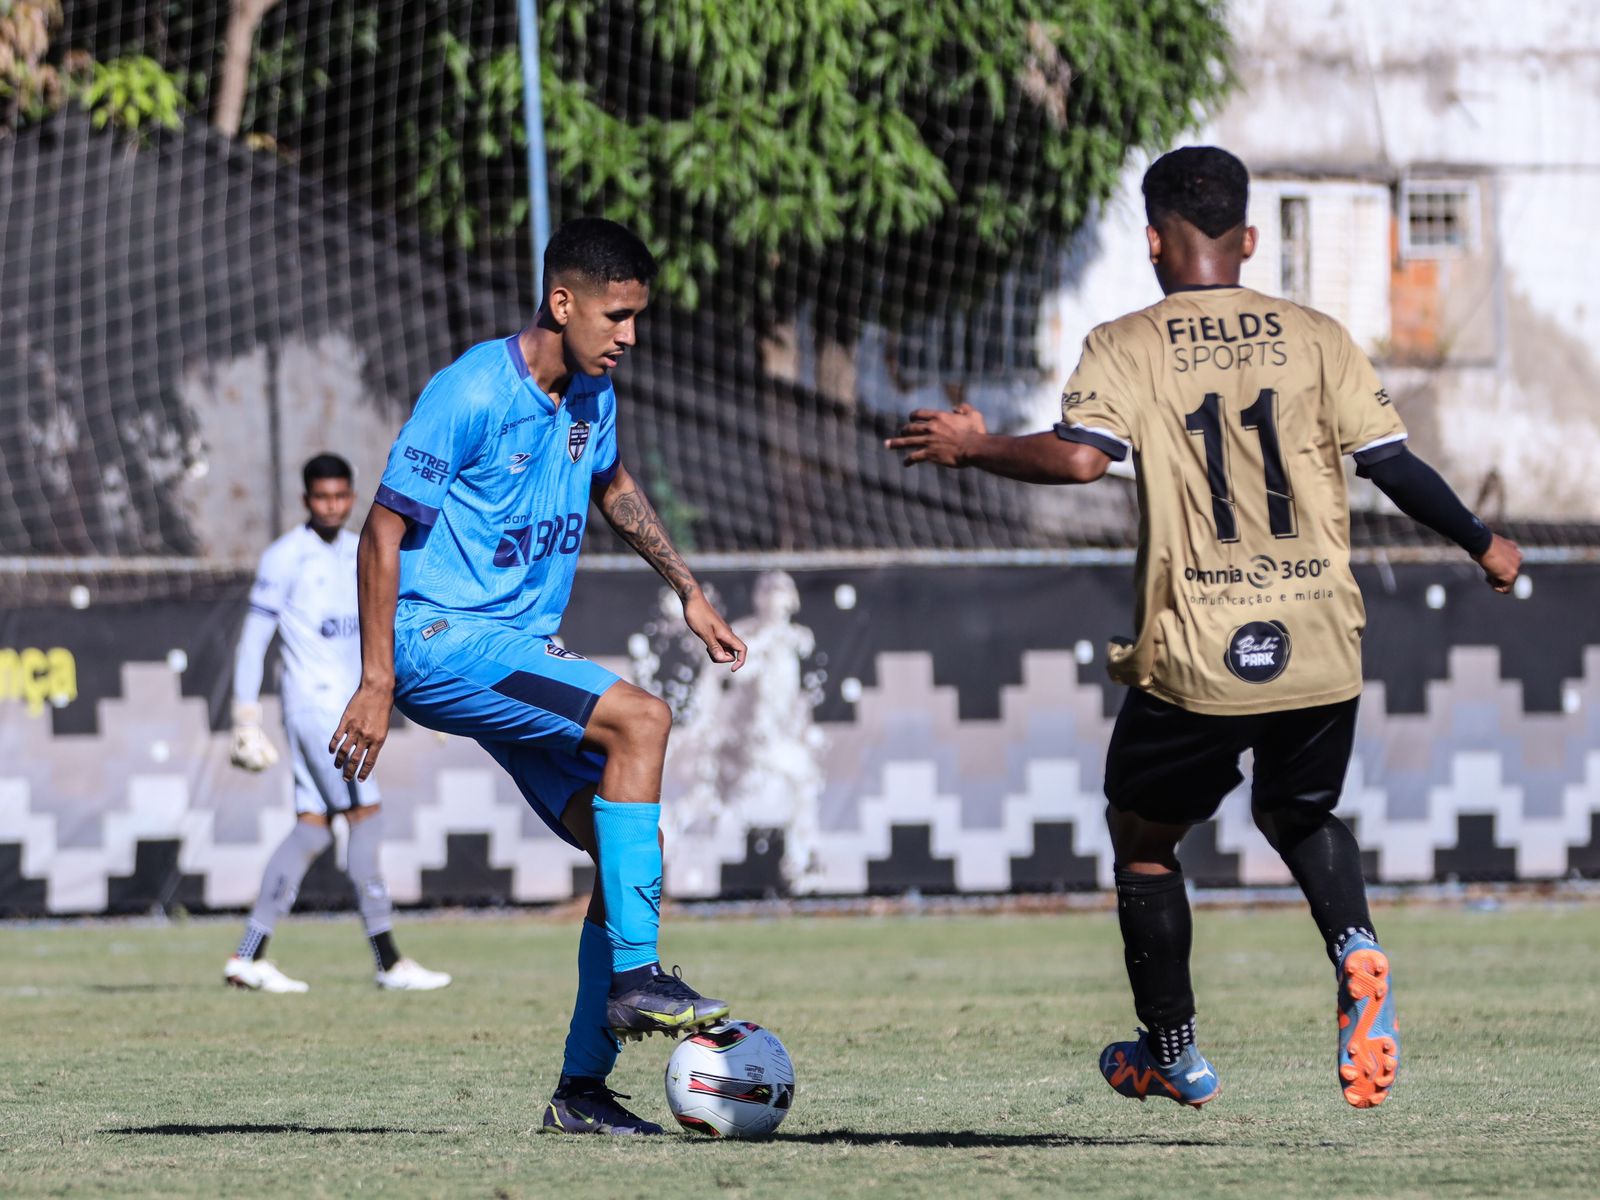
[84,984,203,994]
[775,1131,1218,1148]
[103,1123,443,1137]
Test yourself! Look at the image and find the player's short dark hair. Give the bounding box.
[302,453,353,492]
[1142,146,1250,239]
[544,217,658,292]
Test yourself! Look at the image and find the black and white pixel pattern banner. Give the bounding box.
[2,565,1597,914]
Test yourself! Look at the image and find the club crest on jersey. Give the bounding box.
[567,420,591,463]
[543,642,587,661]
[1224,620,1291,684]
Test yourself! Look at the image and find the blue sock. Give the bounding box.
[560,919,621,1080]
[591,797,662,976]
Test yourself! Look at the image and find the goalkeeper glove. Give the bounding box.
[229,700,280,772]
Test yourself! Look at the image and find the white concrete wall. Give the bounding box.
[1012,0,1600,522]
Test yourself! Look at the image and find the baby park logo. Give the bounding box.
[1224,621,1292,684]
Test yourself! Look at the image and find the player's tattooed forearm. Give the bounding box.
[604,476,697,598]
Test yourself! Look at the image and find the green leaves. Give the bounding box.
[76,55,185,136]
[410,34,529,251]
[542,0,1231,325]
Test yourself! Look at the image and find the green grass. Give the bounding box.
[3,903,1598,1198]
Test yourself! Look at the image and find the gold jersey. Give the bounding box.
[1057,285,1406,715]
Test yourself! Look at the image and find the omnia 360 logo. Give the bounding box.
[1185,555,1331,591]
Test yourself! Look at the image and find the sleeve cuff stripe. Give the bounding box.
[248,604,279,618]
[1352,432,1408,460]
[1054,422,1130,462]
[374,483,440,527]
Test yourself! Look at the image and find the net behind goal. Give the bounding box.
[1,1,1591,610]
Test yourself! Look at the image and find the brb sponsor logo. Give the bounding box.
[1185,555,1332,591]
[403,445,450,483]
[319,615,359,639]
[494,512,584,567]
[1224,620,1291,684]
[499,413,539,437]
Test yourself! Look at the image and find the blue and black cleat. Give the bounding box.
[1099,1030,1221,1108]
[606,964,730,1042]
[542,1076,664,1135]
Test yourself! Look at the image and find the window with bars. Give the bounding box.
[1401,181,1478,257]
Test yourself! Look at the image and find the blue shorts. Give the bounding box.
[393,614,618,846]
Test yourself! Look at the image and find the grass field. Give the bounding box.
[3,902,1598,1198]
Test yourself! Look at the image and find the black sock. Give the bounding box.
[1260,811,1375,964]
[369,930,401,972]
[610,962,661,996]
[1114,867,1196,1038]
[1150,1017,1196,1068]
[555,1074,602,1096]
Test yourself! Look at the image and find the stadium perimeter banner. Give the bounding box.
[3,563,1598,915]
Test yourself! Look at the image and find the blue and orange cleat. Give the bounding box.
[1099,1031,1221,1107]
[1336,933,1399,1108]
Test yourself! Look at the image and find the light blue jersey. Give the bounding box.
[375,335,618,636]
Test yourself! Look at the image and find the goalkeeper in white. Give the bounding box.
[224,454,450,993]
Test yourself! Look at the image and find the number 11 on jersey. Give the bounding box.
[1184,388,1298,543]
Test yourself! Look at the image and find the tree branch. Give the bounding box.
[211,0,282,137]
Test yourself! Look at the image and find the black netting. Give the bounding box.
[2,1,1591,606]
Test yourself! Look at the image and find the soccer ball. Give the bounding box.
[664,1020,796,1137]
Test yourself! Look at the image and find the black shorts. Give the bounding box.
[1104,687,1359,825]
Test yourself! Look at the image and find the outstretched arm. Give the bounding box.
[886,404,1112,483]
[1357,446,1521,592]
[594,464,746,671]
[330,501,408,780]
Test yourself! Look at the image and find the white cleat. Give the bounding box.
[375,958,452,991]
[224,956,309,993]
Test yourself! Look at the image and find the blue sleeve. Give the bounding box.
[375,368,494,527]
[591,383,619,485]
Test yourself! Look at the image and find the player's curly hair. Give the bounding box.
[544,217,658,291]
[1142,146,1249,239]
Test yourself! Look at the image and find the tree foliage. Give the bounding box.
[79,54,186,133]
[0,1,66,126]
[43,1,1230,336]
[544,0,1232,330]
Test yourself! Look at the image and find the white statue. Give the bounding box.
[640,571,826,893]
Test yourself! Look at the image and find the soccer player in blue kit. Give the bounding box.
[330,218,747,1135]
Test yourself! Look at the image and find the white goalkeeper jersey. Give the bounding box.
[234,524,362,718]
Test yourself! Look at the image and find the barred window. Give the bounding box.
[1401,181,1478,257]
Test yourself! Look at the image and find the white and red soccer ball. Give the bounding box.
[664,1020,795,1138]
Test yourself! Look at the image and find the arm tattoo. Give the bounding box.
[601,470,697,598]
